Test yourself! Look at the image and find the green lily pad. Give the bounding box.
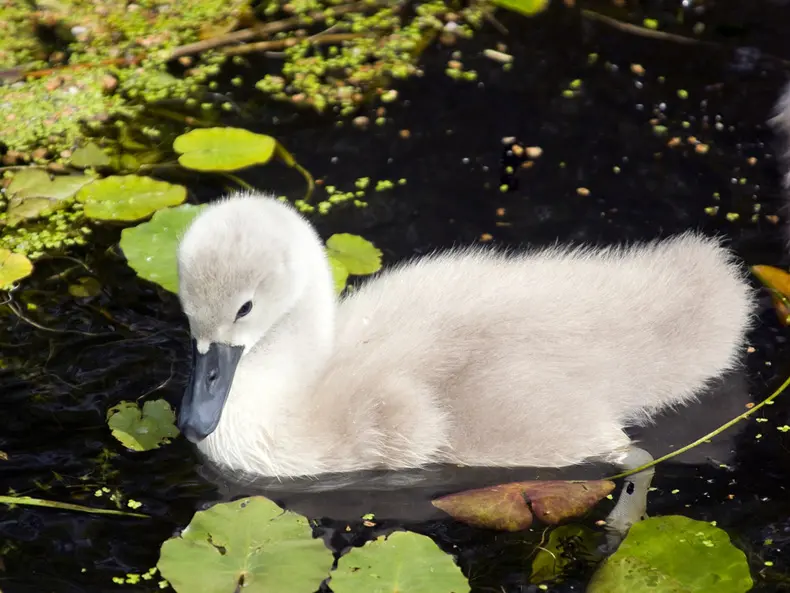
[119,203,205,293]
[76,175,187,222]
[173,127,276,171]
[432,480,615,531]
[106,399,179,452]
[70,142,111,168]
[325,234,382,276]
[588,515,753,593]
[328,255,350,294]
[158,496,333,593]
[0,249,33,289]
[6,170,94,224]
[331,531,470,593]
[492,0,549,17]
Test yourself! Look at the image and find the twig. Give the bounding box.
[605,371,790,480]
[580,9,709,46]
[7,302,107,337]
[223,33,366,56]
[168,0,391,59]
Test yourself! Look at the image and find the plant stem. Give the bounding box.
[222,33,366,56]
[605,372,790,480]
[0,495,149,518]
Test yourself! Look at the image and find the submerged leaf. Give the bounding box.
[492,0,550,17]
[432,480,615,531]
[119,203,205,293]
[70,142,111,168]
[68,277,102,298]
[325,234,382,276]
[106,399,179,451]
[6,170,93,223]
[173,127,276,171]
[76,175,187,222]
[751,265,790,325]
[530,524,601,584]
[588,515,753,593]
[331,531,470,593]
[158,496,333,593]
[0,249,33,289]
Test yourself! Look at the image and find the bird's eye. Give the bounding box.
[236,300,253,320]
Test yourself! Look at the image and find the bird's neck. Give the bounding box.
[197,241,338,477]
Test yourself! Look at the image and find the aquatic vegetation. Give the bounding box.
[119,203,207,294]
[330,531,470,593]
[106,399,180,452]
[431,480,616,531]
[158,495,469,593]
[588,515,753,592]
[0,248,33,289]
[120,201,383,294]
[751,265,790,326]
[76,175,187,221]
[158,496,334,593]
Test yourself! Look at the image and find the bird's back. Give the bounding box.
[318,232,753,468]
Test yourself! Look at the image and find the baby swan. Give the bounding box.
[176,191,753,536]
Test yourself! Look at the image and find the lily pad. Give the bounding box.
[0,249,33,289]
[119,203,205,293]
[331,531,470,593]
[588,515,753,593]
[325,234,383,276]
[432,480,615,531]
[492,0,549,17]
[76,175,187,222]
[173,127,276,171]
[158,496,333,593]
[328,255,350,294]
[70,142,111,168]
[752,265,790,325]
[6,170,93,224]
[106,399,179,452]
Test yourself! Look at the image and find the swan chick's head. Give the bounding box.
[175,191,317,443]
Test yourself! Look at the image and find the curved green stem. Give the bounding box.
[222,173,254,191]
[275,142,315,202]
[605,372,790,480]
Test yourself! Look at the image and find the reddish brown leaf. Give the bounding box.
[431,480,615,532]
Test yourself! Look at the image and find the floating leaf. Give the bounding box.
[6,170,93,224]
[432,480,615,531]
[331,531,470,593]
[752,265,790,325]
[328,255,350,294]
[530,524,601,584]
[70,142,111,168]
[0,249,33,289]
[119,203,205,293]
[76,175,187,222]
[492,0,550,17]
[68,277,102,298]
[325,234,382,276]
[158,496,333,593]
[106,399,179,452]
[588,515,753,593]
[173,127,276,171]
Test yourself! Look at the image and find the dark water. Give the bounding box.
[3,0,790,591]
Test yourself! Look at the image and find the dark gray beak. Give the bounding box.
[178,340,244,443]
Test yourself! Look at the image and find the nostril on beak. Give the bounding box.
[207,368,218,384]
